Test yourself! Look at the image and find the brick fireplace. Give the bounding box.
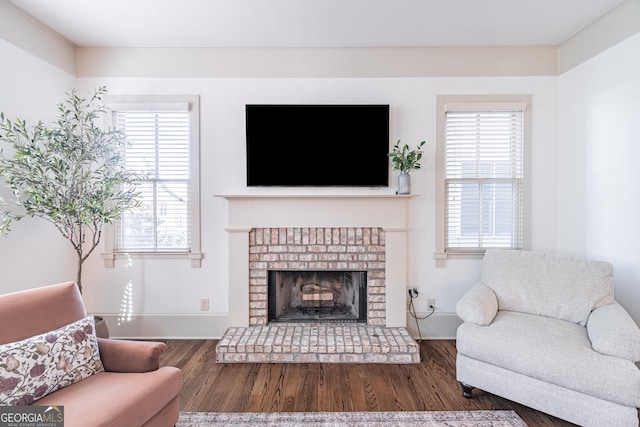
[217,194,419,363]
[249,227,385,325]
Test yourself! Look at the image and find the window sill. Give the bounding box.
[101,251,203,268]
[434,251,485,267]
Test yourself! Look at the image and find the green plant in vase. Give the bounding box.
[388,140,425,194]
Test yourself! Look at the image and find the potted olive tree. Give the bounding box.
[388,139,425,194]
[0,86,140,297]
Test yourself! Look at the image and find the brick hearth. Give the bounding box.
[216,324,420,363]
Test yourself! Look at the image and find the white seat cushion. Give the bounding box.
[457,311,640,408]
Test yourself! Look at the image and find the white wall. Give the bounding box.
[0,39,77,293]
[72,74,557,338]
[558,32,640,323]
[0,0,76,76]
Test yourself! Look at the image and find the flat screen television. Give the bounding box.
[246,104,390,187]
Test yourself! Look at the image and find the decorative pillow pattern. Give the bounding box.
[0,316,104,405]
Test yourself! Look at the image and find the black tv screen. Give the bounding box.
[246,104,390,187]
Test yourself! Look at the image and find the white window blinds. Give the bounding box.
[444,103,525,251]
[114,106,191,252]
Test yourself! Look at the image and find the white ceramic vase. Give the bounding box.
[397,173,411,195]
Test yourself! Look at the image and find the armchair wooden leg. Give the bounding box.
[461,382,475,398]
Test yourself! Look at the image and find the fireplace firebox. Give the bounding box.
[268,270,367,323]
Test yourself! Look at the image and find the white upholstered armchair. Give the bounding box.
[456,249,640,427]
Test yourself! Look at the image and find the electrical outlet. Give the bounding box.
[200,298,209,311]
[408,288,419,298]
[427,298,436,309]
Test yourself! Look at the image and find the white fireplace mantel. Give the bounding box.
[218,193,414,328]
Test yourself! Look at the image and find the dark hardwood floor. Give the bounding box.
[160,339,577,426]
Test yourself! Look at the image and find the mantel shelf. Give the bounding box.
[215,193,417,199]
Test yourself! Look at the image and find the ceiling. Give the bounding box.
[7,0,628,49]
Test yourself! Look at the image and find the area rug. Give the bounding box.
[177,410,528,426]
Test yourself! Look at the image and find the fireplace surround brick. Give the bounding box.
[248,227,386,326]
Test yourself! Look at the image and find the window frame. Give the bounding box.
[101,95,202,268]
[434,94,531,267]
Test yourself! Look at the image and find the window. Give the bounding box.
[435,95,530,266]
[102,95,202,267]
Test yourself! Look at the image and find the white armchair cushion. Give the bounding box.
[456,283,498,326]
[481,250,614,326]
[588,302,640,362]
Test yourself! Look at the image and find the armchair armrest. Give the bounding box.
[456,282,498,326]
[97,338,167,373]
[587,302,640,362]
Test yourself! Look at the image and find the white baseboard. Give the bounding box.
[93,312,462,340]
[94,313,231,339]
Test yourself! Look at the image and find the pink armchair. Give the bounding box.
[0,282,182,427]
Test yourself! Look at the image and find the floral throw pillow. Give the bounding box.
[0,316,104,405]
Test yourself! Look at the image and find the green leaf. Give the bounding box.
[0,86,141,291]
[387,139,426,173]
